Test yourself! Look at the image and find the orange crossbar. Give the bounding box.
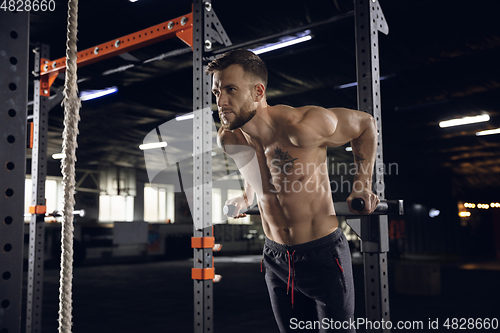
[39,11,193,96]
[191,237,215,249]
[29,205,46,215]
[192,268,215,280]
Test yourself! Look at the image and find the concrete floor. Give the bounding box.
[21,255,500,333]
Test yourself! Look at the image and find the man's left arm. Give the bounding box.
[299,107,380,214]
[347,110,380,214]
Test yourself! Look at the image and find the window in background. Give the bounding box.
[24,177,63,221]
[144,184,175,223]
[212,188,222,224]
[99,195,134,222]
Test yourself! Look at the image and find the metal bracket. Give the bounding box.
[346,218,361,239]
[346,216,390,253]
[374,1,389,35]
[203,4,232,51]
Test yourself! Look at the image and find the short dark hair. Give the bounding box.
[205,49,268,88]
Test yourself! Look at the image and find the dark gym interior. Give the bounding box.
[2,0,500,332]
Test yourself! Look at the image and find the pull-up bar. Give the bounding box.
[224,199,404,217]
[37,11,193,96]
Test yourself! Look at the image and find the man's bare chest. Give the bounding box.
[259,140,326,182]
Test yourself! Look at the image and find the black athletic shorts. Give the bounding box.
[263,228,355,332]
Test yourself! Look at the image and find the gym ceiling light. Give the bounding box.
[175,111,214,121]
[476,128,500,136]
[249,30,312,55]
[80,86,118,101]
[438,114,490,128]
[139,142,168,150]
[52,153,65,159]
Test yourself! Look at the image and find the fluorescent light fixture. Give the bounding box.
[80,86,118,101]
[52,153,65,159]
[129,0,138,2]
[476,128,500,136]
[250,30,312,55]
[335,75,393,90]
[102,64,135,76]
[439,114,490,128]
[345,146,352,152]
[175,111,213,121]
[139,142,168,150]
[176,114,194,121]
[337,82,358,89]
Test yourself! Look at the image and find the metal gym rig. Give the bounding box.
[0,1,400,332]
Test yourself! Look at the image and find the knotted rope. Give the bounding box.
[58,0,81,332]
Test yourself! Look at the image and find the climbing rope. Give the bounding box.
[58,0,81,332]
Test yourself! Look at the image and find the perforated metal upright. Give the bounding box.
[0,10,29,333]
[25,44,51,333]
[354,0,390,331]
[192,1,215,332]
[192,1,232,332]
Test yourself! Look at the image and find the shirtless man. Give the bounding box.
[207,50,379,332]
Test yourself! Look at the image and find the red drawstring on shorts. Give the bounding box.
[287,250,296,308]
[336,258,344,272]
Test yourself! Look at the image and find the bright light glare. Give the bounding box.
[429,208,440,218]
[335,75,392,90]
[345,146,353,152]
[176,111,213,121]
[439,114,490,128]
[52,153,65,159]
[176,114,194,121]
[139,142,168,150]
[250,33,312,55]
[476,128,500,136]
[337,82,358,89]
[80,86,118,101]
[459,211,471,217]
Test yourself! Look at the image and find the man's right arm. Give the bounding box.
[218,127,256,218]
[225,179,255,218]
[241,179,255,207]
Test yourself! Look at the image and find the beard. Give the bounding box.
[222,98,257,130]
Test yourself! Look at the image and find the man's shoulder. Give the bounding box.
[269,104,315,124]
[287,106,340,144]
[270,104,332,124]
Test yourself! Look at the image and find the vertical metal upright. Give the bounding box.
[26,44,51,333]
[354,0,390,332]
[193,1,214,332]
[0,10,29,333]
[192,2,231,332]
